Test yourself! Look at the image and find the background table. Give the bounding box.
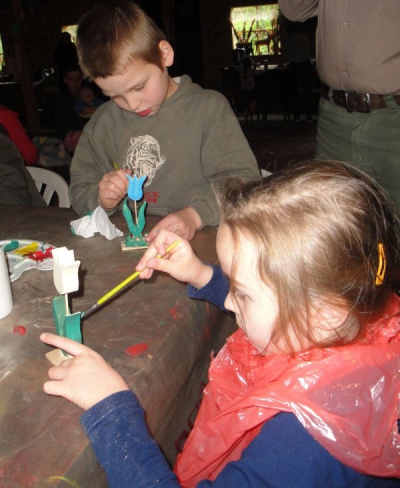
[0,205,235,487]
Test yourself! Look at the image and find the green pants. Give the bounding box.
[316,96,400,212]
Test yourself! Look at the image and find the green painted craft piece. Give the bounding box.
[3,240,19,252]
[52,295,82,344]
[122,197,148,248]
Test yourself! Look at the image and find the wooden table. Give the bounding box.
[0,205,235,487]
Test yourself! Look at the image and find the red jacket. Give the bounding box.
[0,106,38,165]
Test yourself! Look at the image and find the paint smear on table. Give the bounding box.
[13,325,26,336]
[125,342,148,356]
[169,302,183,320]
[48,476,83,488]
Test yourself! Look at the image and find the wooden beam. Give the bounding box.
[11,0,41,133]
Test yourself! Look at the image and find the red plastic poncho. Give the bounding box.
[175,295,400,486]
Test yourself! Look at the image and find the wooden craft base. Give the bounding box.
[46,348,73,366]
[121,241,148,252]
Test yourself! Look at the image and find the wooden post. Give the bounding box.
[11,0,41,133]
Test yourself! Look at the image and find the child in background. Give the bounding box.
[69,0,259,241]
[41,161,400,487]
[74,85,103,118]
[54,65,87,154]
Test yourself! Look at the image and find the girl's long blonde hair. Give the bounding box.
[220,160,399,352]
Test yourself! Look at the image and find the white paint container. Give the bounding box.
[0,248,13,319]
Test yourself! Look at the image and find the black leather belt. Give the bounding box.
[321,83,400,113]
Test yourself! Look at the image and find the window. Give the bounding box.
[0,35,4,70]
[230,4,281,56]
[62,25,78,43]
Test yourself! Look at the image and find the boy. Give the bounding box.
[69,1,260,240]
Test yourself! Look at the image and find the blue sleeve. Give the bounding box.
[81,391,180,487]
[81,393,396,487]
[187,265,230,312]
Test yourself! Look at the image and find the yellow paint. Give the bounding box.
[13,243,39,255]
[47,476,83,487]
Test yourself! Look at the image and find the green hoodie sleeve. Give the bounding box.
[69,116,118,217]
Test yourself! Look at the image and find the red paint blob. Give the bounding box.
[169,307,180,320]
[125,343,148,356]
[13,325,26,336]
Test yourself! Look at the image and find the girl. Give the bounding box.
[41,160,400,487]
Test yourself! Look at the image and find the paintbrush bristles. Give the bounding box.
[81,303,99,319]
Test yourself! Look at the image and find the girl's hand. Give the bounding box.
[136,229,213,289]
[41,333,129,411]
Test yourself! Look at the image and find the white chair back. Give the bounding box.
[27,167,70,208]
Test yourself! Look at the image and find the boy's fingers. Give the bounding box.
[40,333,85,356]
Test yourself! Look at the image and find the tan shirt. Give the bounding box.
[278,0,400,94]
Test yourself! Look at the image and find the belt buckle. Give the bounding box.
[345,92,372,113]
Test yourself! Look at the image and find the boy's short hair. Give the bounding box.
[77,0,166,79]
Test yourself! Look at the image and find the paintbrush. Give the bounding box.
[81,239,181,319]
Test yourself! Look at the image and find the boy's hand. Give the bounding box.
[82,106,97,115]
[98,169,129,210]
[146,207,202,241]
[137,229,213,289]
[41,333,129,411]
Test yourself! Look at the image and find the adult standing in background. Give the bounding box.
[278,0,400,211]
[280,22,313,122]
[54,32,79,89]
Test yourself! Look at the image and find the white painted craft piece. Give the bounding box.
[52,247,81,295]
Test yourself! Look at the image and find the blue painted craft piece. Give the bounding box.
[123,174,148,248]
[127,174,147,201]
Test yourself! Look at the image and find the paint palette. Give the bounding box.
[0,239,55,282]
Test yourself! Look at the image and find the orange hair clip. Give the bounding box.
[375,243,386,286]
